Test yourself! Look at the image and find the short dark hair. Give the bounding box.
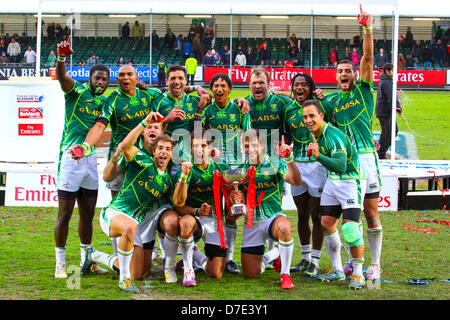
[291,72,316,100]
[167,65,187,79]
[302,100,323,114]
[383,63,393,72]
[151,134,174,153]
[337,59,355,71]
[90,64,110,79]
[209,73,232,90]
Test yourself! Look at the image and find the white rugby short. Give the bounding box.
[291,161,327,198]
[241,214,285,250]
[197,214,225,247]
[358,152,382,195]
[57,152,98,192]
[320,178,366,210]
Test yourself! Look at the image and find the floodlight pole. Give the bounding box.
[310,11,314,75]
[391,9,400,161]
[229,10,233,71]
[149,9,153,86]
[35,0,43,77]
[70,11,73,73]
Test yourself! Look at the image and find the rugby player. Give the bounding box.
[85,112,179,292]
[325,6,383,280]
[201,73,251,274]
[302,100,366,290]
[53,35,109,278]
[172,132,232,286]
[238,129,301,289]
[283,72,332,276]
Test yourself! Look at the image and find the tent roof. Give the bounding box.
[1,0,449,18]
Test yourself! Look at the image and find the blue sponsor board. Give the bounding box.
[67,66,159,82]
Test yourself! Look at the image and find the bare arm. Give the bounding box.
[56,36,75,93]
[103,145,123,182]
[172,162,192,207]
[358,5,374,83]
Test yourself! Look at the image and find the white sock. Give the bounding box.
[324,231,343,273]
[92,249,118,271]
[55,246,66,265]
[225,224,237,262]
[193,246,208,269]
[164,234,178,270]
[266,238,276,251]
[311,249,321,267]
[367,225,383,266]
[80,243,90,267]
[352,258,364,277]
[117,248,133,281]
[158,236,166,259]
[178,236,194,271]
[279,239,294,276]
[262,245,280,267]
[112,238,118,256]
[301,244,312,262]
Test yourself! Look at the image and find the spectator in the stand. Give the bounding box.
[122,22,130,40]
[287,40,299,61]
[24,46,36,65]
[86,53,99,65]
[245,46,256,66]
[434,26,443,41]
[422,43,433,68]
[202,49,214,65]
[351,47,360,66]
[157,56,168,88]
[0,39,7,56]
[152,30,160,50]
[77,59,84,66]
[175,34,183,57]
[7,38,20,63]
[192,32,203,62]
[374,48,389,69]
[0,52,8,65]
[131,21,142,39]
[19,33,29,47]
[219,44,228,62]
[403,27,414,49]
[212,49,221,65]
[233,44,243,62]
[47,50,57,67]
[288,33,298,46]
[183,40,192,61]
[128,57,135,66]
[431,39,445,68]
[235,49,246,66]
[64,26,70,39]
[322,61,330,68]
[411,40,423,69]
[185,53,197,85]
[117,56,126,66]
[397,53,406,70]
[203,29,214,54]
[55,24,64,42]
[342,46,351,60]
[259,41,271,66]
[47,22,56,40]
[224,49,231,65]
[405,53,415,69]
[329,46,339,67]
[258,39,267,52]
[277,59,284,67]
[350,32,361,49]
[297,37,306,54]
[164,28,176,48]
[291,57,304,67]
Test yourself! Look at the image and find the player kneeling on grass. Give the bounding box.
[83,112,179,292]
[238,129,301,290]
[302,100,367,290]
[172,132,233,286]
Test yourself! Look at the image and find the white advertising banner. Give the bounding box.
[0,79,65,162]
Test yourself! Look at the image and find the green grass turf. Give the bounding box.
[0,206,448,300]
[104,87,450,160]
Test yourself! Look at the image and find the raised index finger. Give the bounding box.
[360,3,364,15]
[67,35,71,45]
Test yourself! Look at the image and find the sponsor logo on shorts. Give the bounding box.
[369,183,378,189]
[347,199,355,204]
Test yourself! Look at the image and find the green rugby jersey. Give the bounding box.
[202,99,251,164]
[174,159,230,219]
[315,123,363,181]
[284,99,332,162]
[99,87,162,154]
[244,93,292,154]
[106,150,174,224]
[239,155,287,221]
[59,80,105,156]
[325,79,376,154]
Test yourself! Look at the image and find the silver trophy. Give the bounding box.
[223,168,248,217]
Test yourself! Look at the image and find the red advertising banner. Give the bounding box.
[18,107,44,119]
[18,123,43,136]
[204,67,446,89]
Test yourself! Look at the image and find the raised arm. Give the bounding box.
[56,35,75,92]
[358,4,374,83]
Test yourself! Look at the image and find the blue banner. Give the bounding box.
[66,66,159,82]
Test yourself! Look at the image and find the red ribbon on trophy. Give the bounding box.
[213,167,265,249]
